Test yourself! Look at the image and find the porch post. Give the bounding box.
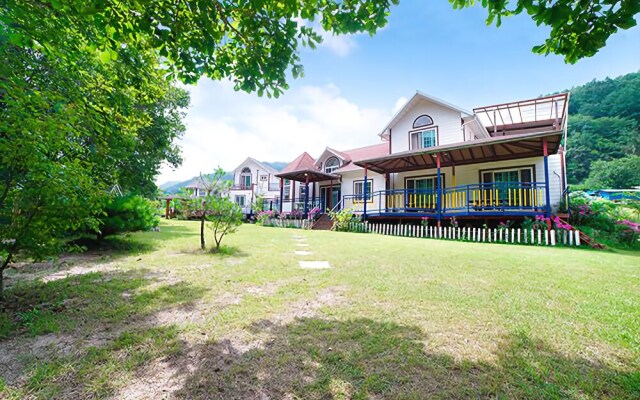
[451,163,456,187]
[279,178,284,214]
[329,178,333,210]
[311,180,316,209]
[292,180,296,211]
[436,153,442,227]
[363,165,368,220]
[304,174,310,214]
[543,138,551,217]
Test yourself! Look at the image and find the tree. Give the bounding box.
[584,156,640,189]
[0,31,189,309]
[208,196,243,252]
[450,0,640,63]
[566,115,638,183]
[3,0,398,95]
[183,168,233,250]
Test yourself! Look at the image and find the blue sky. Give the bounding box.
[158,1,640,184]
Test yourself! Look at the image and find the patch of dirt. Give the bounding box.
[0,332,79,385]
[41,262,119,283]
[113,356,194,400]
[272,286,347,325]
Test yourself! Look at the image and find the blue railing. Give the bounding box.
[342,182,547,217]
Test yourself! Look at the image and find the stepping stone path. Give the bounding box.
[291,235,331,269]
[299,261,331,269]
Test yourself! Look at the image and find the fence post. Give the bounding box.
[545,229,549,245]
[575,230,581,246]
[569,230,574,246]
[517,228,521,243]
[550,230,556,246]
[537,229,542,245]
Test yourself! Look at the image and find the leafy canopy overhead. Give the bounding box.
[3,0,398,97]
[449,0,640,63]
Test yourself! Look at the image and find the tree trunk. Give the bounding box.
[200,214,206,250]
[0,255,11,313]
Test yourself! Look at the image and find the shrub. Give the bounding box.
[328,208,360,232]
[99,194,159,238]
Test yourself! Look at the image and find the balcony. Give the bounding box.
[343,182,548,218]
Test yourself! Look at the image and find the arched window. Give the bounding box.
[324,157,340,173]
[413,115,434,128]
[240,167,251,188]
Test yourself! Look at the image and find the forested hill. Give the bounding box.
[565,71,640,185]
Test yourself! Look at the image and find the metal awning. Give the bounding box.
[354,130,562,174]
[275,168,340,183]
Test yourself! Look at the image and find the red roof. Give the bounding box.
[281,152,317,173]
[334,143,389,173]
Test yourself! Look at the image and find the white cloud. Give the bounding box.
[319,32,358,57]
[156,79,392,184]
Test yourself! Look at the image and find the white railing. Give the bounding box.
[364,223,583,247]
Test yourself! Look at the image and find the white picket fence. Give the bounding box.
[264,218,311,229]
[366,223,582,247]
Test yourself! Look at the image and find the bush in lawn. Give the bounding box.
[328,208,360,232]
[99,194,159,238]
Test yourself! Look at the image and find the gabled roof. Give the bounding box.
[280,152,317,173]
[314,147,351,168]
[380,91,473,138]
[233,157,280,174]
[334,143,389,173]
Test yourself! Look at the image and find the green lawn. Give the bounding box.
[1,220,639,399]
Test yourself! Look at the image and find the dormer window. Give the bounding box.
[413,115,434,128]
[324,157,340,174]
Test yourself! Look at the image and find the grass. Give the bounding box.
[0,219,638,399]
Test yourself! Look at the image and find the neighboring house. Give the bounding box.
[229,157,282,215]
[276,91,569,226]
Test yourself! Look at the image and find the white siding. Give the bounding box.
[390,99,463,154]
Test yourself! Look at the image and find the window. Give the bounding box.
[235,195,246,207]
[410,128,437,150]
[481,167,533,203]
[240,167,251,188]
[324,157,340,174]
[413,115,434,129]
[406,177,435,192]
[354,179,372,202]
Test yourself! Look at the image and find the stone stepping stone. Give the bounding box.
[294,250,313,256]
[292,236,307,240]
[296,243,309,247]
[299,261,331,269]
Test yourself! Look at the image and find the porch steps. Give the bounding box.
[311,214,334,230]
[554,215,605,249]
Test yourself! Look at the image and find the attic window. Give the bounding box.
[413,115,434,128]
[324,157,340,174]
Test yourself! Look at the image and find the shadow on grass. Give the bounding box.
[172,318,637,399]
[0,266,208,398]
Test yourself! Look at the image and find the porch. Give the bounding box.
[344,181,547,218]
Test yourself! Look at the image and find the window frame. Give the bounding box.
[409,126,439,150]
[478,165,536,185]
[235,195,246,207]
[353,179,373,203]
[413,114,434,129]
[324,157,340,174]
[404,173,446,192]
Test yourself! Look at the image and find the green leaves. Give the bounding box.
[4,0,397,94]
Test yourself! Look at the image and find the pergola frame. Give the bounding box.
[275,169,341,214]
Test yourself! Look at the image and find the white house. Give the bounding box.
[275,91,569,226]
[229,157,282,215]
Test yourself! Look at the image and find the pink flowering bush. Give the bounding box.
[308,207,321,220]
